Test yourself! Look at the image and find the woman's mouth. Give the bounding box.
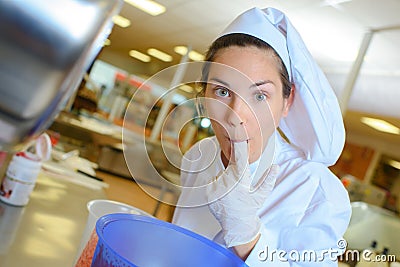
[227,137,249,143]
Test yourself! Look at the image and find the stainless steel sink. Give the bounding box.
[0,0,123,151]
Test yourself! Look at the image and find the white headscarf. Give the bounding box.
[218,7,345,166]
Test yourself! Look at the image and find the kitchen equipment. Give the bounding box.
[0,0,123,152]
[78,213,248,267]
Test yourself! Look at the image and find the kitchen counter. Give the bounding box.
[0,171,107,267]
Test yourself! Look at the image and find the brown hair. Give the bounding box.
[199,33,292,99]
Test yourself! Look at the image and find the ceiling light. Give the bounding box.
[179,84,193,93]
[174,46,205,61]
[112,15,131,28]
[189,51,205,61]
[174,46,188,56]
[360,117,400,135]
[124,0,166,16]
[200,118,211,128]
[129,50,151,62]
[103,39,111,46]
[147,48,172,62]
[388,160,400,170]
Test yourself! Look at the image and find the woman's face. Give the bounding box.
[204,46,293,165]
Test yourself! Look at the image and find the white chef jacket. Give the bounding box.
[172,133,351,266]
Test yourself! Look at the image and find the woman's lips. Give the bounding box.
[227,137,249,143]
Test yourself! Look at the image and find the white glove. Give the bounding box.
[206,141,279,248]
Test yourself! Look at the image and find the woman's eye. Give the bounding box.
[215,87,230,98]
[255,93,267,101]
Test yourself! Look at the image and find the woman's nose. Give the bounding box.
[226,96,250,127]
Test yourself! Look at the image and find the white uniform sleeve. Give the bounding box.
[245,201,351,266]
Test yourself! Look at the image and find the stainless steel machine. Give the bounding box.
[0,0,123,152]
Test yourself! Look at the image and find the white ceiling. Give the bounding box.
[99,0,400,156]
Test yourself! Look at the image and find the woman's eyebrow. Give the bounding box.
[208,78,274,90]
[249,80,275,89]
[208,77,230,88]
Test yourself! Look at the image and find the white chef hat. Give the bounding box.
[218,7,345,166]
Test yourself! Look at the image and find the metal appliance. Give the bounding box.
[0,0,123,151]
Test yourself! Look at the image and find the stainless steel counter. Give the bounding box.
[0,172,107,267]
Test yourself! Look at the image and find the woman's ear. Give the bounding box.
[282,84,295,117]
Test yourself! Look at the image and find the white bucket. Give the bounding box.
[75,199,152,264]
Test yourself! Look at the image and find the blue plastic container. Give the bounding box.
[91,213,248,267]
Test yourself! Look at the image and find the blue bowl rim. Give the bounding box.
[95,213,247,266]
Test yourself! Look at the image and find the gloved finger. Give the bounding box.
[231,141,252,187]
[231,141,249,171]
[250,164,279,193]
[206,169,237,202]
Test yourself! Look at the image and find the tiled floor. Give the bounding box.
[95,170,176,222]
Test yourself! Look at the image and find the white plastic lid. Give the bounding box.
[35,133,52,161]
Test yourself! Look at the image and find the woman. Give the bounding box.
[172,7,351,266]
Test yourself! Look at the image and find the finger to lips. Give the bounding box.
[232,141,248,167]
[232,141,251,186]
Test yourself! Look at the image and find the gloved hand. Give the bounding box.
[206,141,279,248]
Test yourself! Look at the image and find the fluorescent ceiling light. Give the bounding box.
[124,0,166,16]
[112,15,131,28]
[174,46,188,55]
[388,160,400,170]
[360,117,400,135]
[147,48,172,62]
[129,50,151,62]
[174,46,205,61]
[103,39,111,46]
[189,51,205,61]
